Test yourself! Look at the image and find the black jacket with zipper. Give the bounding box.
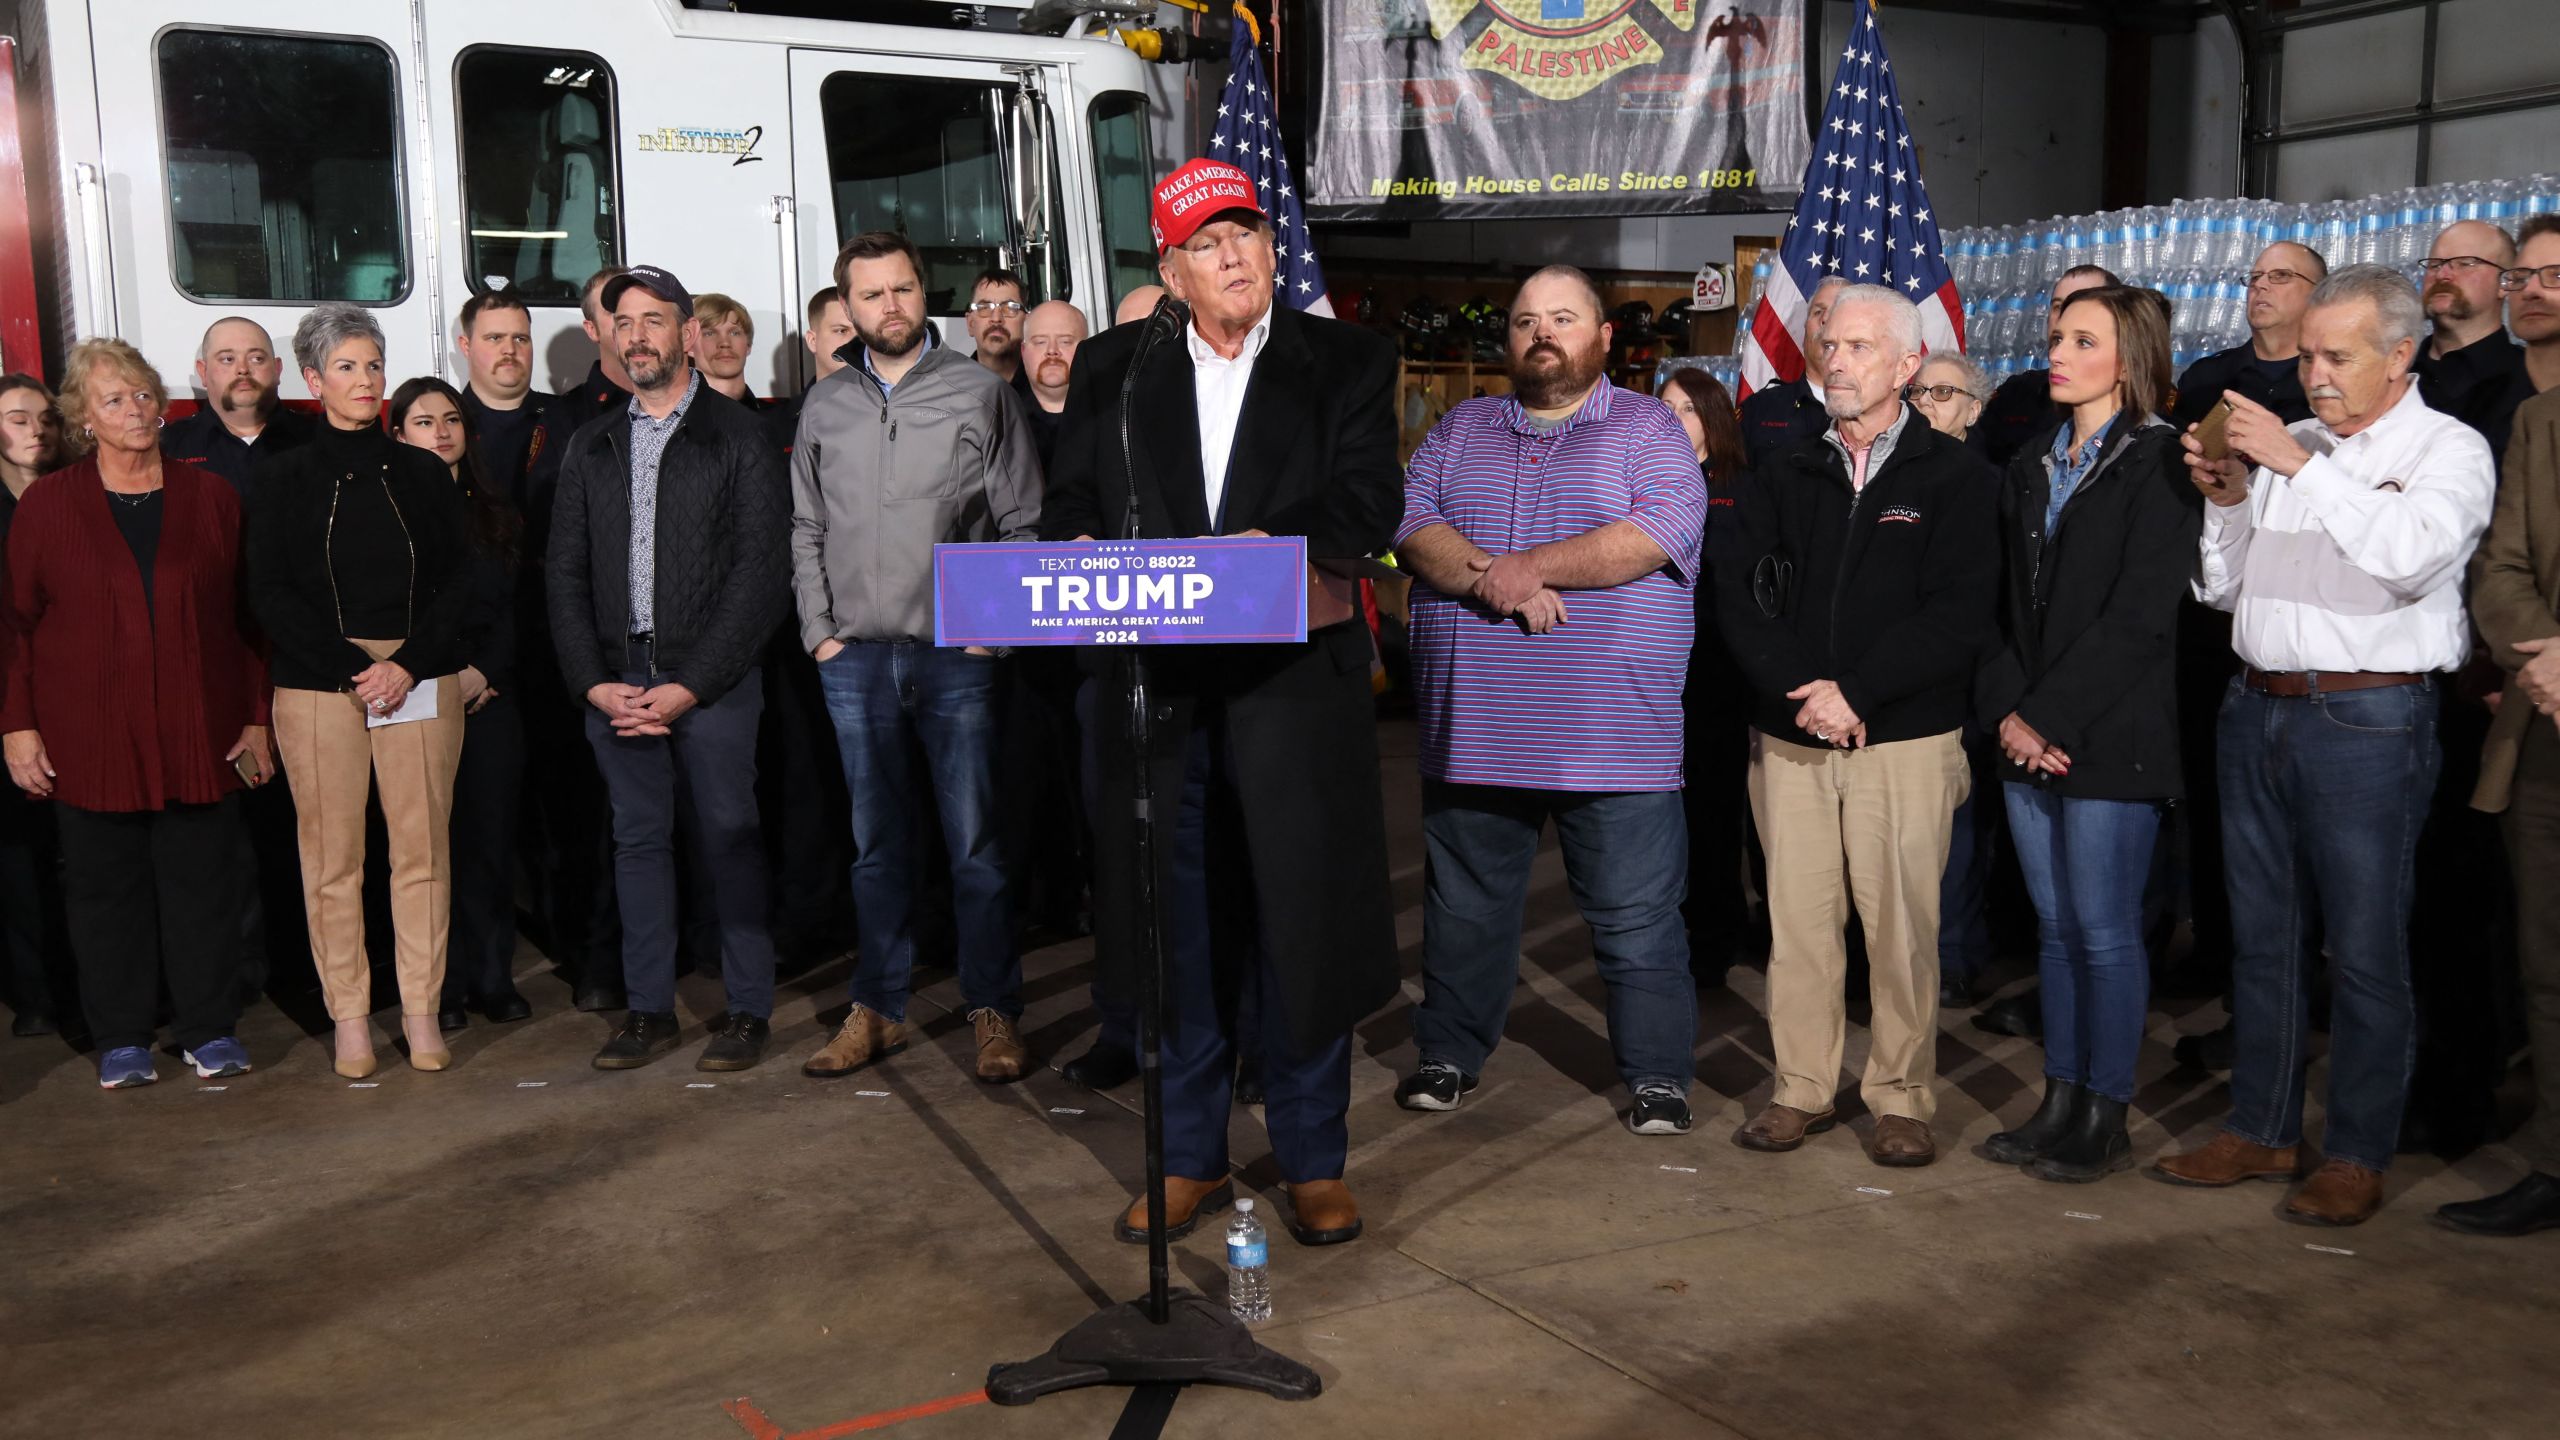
[1711,407,2000,746]
[545,383,790,706]
[1976,415,2202,801]
[248,423,471,692]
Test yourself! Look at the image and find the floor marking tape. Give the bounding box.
[1855,1185,1893,1196]
[723,1387,994,1439]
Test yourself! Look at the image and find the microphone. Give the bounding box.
[1143,294,1190,344]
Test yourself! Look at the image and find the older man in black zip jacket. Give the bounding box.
[1713,284,2000,1169]
[547,266,792,1073]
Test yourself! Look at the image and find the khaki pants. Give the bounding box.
[1747,727,1968,1122]
[273,639,466,1021]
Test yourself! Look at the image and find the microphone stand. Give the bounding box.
[988,296,1319,1405]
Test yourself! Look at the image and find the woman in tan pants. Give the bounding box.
[248,305,472,1077]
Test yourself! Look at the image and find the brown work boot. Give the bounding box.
[2283,1159,2387,1227]
[1285,1179,1363,1246]
[971,1008,1030,1083]
[2150,1131,2304,1187]
[1732,1103,1837,1153]
[1866,1115,1937,1168]
[800,1003,908,1078]
[1115,1176,1234,1243]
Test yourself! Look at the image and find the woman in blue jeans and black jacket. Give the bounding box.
[1976,285,2201,1181]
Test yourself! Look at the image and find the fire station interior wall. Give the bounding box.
[2267,0,2560,202]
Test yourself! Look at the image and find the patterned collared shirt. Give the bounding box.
[626,370,703,633]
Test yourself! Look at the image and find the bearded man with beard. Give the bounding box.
[1392,265,1710,1135]
[2412,220,2529,456]
[1709,283,1999,1169]
[546,265,792,1073]
[788,230,1043,1085]
[162,316,315,505]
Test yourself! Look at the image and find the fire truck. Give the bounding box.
[0,0,1193,399]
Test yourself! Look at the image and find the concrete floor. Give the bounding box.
[5,722,2554,1440]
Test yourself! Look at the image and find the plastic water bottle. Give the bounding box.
[1226,1198,1272,1323]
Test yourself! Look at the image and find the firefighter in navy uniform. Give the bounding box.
[1738,275,1846,470]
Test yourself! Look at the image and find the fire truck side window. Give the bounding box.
[157,30,407,304]
[817,73,1012,315]
[1089,93,1155,317]
[455,48,622,305]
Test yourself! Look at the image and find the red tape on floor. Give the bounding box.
[724,1389,992,1439]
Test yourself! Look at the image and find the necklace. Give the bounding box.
[106,487,161,507]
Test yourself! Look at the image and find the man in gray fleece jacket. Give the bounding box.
[788,230,1042,1084]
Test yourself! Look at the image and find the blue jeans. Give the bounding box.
[2218,677,2438,1172]
[818,642,1019,1021]
[2003,784,2162,1102]
[1415,782,1695,1091]
[586,665,777,1019]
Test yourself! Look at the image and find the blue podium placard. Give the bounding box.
[933,536,1311,648]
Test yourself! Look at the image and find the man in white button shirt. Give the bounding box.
[2154,265,2496,1226]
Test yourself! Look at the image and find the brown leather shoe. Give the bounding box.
[1286,1179,1363,1246]
[1866,1115,1937,1168]
[1115,1176,1234,1244]
[800,1004,908,1078]
[2150,1131,2303,1187]
[2283,1159,2387,1227]
[971,1008,1029,1083]
[1733,1103,1837,1152]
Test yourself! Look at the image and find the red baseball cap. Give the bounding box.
[1150,159,1263,253]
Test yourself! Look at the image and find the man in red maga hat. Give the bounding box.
[1042,158,1402,1249]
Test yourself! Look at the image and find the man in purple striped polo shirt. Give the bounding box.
[1393,266,1711,1136]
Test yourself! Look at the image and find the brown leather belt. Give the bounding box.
[2241,668,2425,697]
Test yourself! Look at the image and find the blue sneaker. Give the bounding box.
[184,1036,252,1079]
[98,1046,158,1089]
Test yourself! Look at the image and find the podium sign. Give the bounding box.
[933,536,1311,648]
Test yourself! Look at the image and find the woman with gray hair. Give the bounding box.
[1907,351,1994,454]
[248,304,472,1077]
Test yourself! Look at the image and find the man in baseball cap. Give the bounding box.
[1147,157,1263,253]
[600,264,695,322]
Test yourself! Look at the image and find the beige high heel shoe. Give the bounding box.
[402,1014,452,1072]
[333,1019,378,1080]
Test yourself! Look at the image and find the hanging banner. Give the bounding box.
[1309,0,1809,221]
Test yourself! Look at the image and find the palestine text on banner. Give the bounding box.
[933,538,1311,649]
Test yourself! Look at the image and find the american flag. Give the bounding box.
[1738,0,1961,398]
[1207,25,1333,317]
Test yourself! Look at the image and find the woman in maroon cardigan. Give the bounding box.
[1,338,272,1090]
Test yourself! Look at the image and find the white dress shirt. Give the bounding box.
[2194,379,2496,673]
[1185,304,1273,527]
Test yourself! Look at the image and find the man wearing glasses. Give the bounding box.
[2505,216,2560,402]
[2170,242,2325,433]
[965,268,1038,413]
[2414,221,2529,457]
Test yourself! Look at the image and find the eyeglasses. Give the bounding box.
[2246,268,2313,289]
[2420,255,2502,277]
[2499,264,2560,293]
[965,299,1026,316]
[1903,383,1979,405]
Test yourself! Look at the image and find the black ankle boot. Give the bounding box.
[2027,1092,2132,1182]
[1983,1080,2082,1164]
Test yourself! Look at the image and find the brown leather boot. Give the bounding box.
[1115,1176,1234,1243]
[1286,1179,1363,1246]
[2150,1131,2303,1187]
[2283,1159,2387,1227]
[800,1004,908,1078]
[971,1008,1029,1083]
[1732,1103,1837,1153]
[1865,1115,1937,1168]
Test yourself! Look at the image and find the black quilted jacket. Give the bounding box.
[544,385,789,705]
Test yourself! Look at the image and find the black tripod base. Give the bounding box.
[986,1290,1321,1405]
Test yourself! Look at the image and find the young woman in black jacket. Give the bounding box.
[1666,367,1759,987]
[390,377,532,1033]
[249,306,471,1078]
[1975,286,2202,1181]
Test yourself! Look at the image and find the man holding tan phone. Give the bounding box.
[2157,265,2497,1227]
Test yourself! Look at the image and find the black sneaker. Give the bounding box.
[593,1010,681,1070]
[1627,1083,1693,1136]
[697,1014,770,1072]
[1395,1059,1479,1112]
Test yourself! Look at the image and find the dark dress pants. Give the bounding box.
[443,692,527,1007]
[58,797,249,1052]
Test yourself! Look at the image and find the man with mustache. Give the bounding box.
[161,316,316,505]
[2162,265,2496,1226]
[1738,275,1848,469]
[1711,284,1999,1169]
[455,291,557,503]
[791,231,1041,1086]
[2412,221,2528,456]
[1393,266,1709,1133]
[546,265,792,1072]
[965,268,1037,413]
[1018,299,1087,470]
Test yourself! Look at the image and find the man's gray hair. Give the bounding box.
[292,303,386,377]
[1826,283,1923,359]
[197,316,273,365]
[1922,349,1994,401]
[2308,263,2426,354]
